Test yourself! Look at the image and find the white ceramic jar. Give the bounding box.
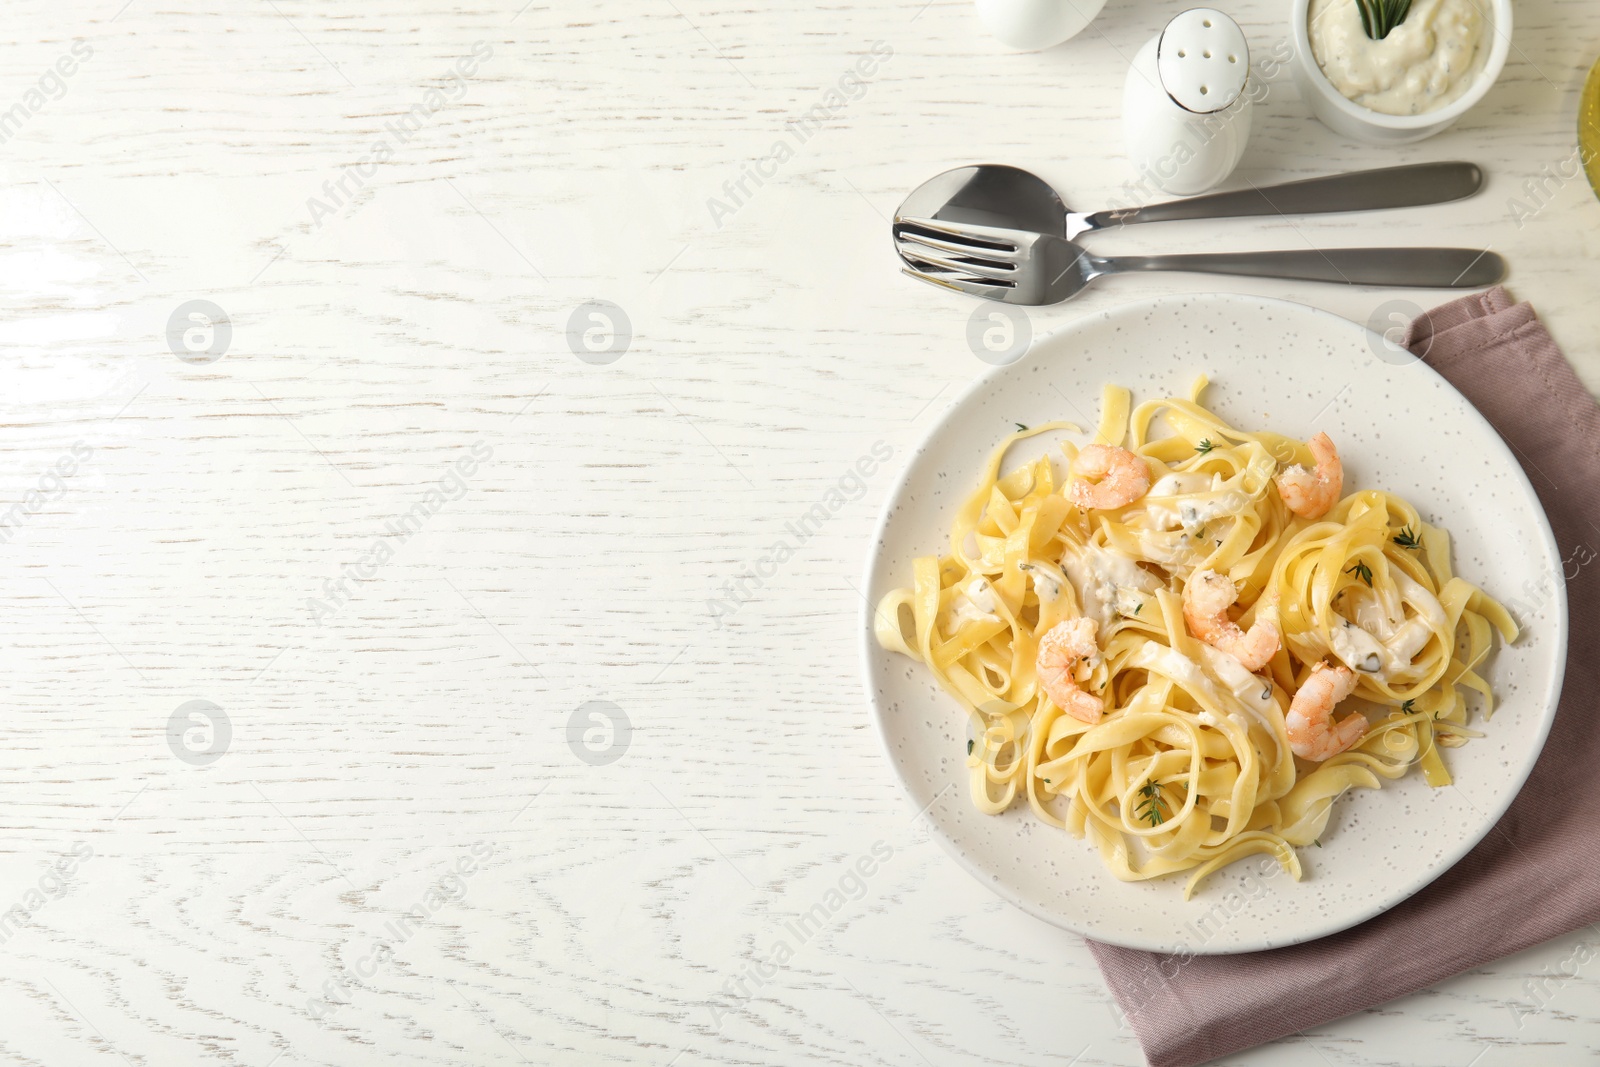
[975,0,1109,51]
[1122,9,1253,196]
[1289,0,1511,143]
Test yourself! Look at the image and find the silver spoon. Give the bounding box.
[895,162,1485,242]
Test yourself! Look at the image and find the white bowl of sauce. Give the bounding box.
[1291,0,1511,143]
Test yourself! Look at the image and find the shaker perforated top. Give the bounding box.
[1156,8,1249,114]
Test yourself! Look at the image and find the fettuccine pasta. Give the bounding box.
[874,380,1516,897]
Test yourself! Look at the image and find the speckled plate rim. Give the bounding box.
[858,292,1567,954]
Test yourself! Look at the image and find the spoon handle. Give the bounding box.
[1105,247,1506,288]
[1081,162,1484,232]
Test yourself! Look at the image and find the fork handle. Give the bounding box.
[1081,162,1483,231]
[1107,247,1506,288]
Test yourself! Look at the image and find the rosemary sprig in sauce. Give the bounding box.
[1355,0,1413,40]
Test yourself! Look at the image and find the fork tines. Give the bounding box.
[894,214,1025,288]
[899,265,1012,298]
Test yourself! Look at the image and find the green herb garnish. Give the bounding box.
[966,739,974,756]
[1134,602,1143,615]
[1401,699,1416,714]
[1196,439,1215,455]
[1314,840,1323,848]
[1354,0,1413,40]
[1392,525,1423,550]
[1345,560,1373,586]
[1015,423,1029,432]
[1136,780,1168,826]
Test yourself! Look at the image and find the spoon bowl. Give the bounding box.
[895,164,1066,237]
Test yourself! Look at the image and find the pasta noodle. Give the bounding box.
[874,380,1516,897]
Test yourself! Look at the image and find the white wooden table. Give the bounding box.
[4,1,1598,1064]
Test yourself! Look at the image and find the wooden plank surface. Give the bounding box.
[2,0,1598,1063]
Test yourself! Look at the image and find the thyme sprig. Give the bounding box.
[1195,439,1215,455]
[1136,779,1171,826]
[1345,560,1373,586]
[1392,525,1423,550]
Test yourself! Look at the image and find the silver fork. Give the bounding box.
[894,217,1507,305]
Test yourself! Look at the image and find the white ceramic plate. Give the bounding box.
[860,293,1567,954]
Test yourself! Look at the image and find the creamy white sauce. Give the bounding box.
[1381,571,1447,675]
[950,576,1000,628]
[1148,472,1216,499]
[1144,474,1247,535]
[1018,561,1065,604]
[1114,586,1146,618]
[1062,545,1161,629]
[1196,645,1276,719]
[1328,571,1448,679]
[1387,616,1433,663]
[1329,615,1386,675]
[1137,522,1233,578]
[1140,472,1248,584]
[1342,585,1398,639]
[1133,643,1262,732]
[967,578,996,613]
[1307,0,1485,116]
[1392,568,1449,630]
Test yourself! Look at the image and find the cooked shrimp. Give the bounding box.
[1274,432,1342,519]
[1285,662,1367,761]
[1036,617,1104,724]
[1182,569,1281,671]
[1067,445,1151,511]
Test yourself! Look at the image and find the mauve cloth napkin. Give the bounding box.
[1088,287,1600,1066]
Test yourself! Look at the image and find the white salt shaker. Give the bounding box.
[1122,9,1252,196]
